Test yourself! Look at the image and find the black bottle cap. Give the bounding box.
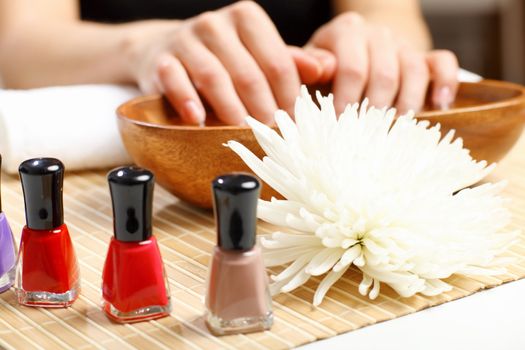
[108,166,154,242]
[19,158,65,230]
[212,173,260,251]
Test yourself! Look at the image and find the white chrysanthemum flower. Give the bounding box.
[227,86,518,306]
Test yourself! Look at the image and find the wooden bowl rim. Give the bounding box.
[117,79,525,130]
[418,79,525,119]
[117,95,248,132]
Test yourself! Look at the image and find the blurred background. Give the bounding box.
[0,0,522,86]
[422,0,524,83]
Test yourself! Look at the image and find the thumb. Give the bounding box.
[303,46,337,84]
[288,46,322,84]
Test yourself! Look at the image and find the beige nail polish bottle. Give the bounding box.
[205,174,273,335]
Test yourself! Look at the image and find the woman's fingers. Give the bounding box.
[395,50,429,114]
[229,1,301,115]
[305,12,462,116]
[365,27,400,109]
[175,38,248,125]
[426,50,459,109]
[311,13,369,113]
[149,5,462,125]
[157,54,206,125]
[332,19,368,113]
[194,11,276,124]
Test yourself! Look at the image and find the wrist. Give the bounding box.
[120,20,181,85]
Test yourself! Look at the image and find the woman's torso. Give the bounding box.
[80,0,333,46]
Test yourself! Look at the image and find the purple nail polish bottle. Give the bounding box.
[0,155,17,293]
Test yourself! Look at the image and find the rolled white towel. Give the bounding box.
[0,84,140,174]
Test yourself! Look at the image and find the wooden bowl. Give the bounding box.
[117,80,525,208]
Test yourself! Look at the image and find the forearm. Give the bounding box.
[0,19,177,88]
[333,0,432,51]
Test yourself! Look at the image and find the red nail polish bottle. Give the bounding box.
[15,158,80,307]
[102,166,171,323]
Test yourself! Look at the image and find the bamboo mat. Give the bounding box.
[1,136,525,350]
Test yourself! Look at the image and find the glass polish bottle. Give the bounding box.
[15,158,80,307]
[0,155,17,293]
[205,173,273,335]
[102,166,171,323]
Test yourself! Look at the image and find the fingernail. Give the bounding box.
[318,53,332,68]
[399,102,422,115]
[182,100,206,125]
[436,86,452,110]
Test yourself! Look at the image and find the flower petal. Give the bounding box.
[313,265,351,306]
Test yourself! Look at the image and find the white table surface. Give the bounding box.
[299,278,525,350]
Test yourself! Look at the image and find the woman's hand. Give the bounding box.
[306,12,459,114]
[129,1,330,125]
